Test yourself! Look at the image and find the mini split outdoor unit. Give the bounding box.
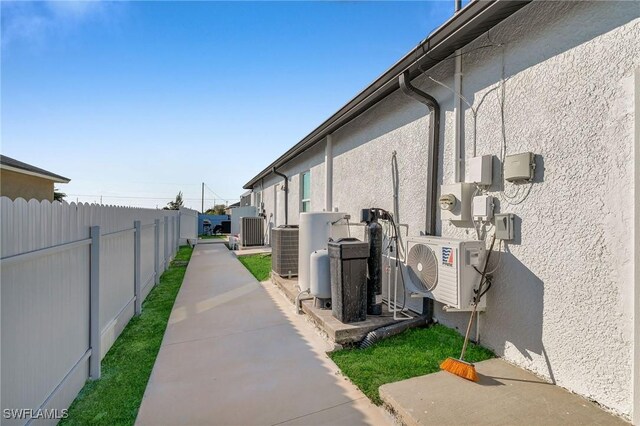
[240,217,264,247]
[382,236,486,313]
[271,226,299,277]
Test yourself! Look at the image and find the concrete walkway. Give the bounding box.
[380,358,627,425]
[136,243,390,426]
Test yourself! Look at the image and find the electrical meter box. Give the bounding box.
[468,155,493,186]
[504,152,535,182]
[440,183,474,222]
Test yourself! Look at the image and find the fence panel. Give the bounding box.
[100,228,135,359]
[1,199,91,426]
[1,198,189,426]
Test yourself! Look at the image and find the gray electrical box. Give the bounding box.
[504,152,535,182]
[495,213,515,240]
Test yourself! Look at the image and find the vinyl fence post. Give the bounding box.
[164,216,169,269]
[154,219,160,285]
[89,225,101,380]
[177,213,181,249]
[175,215,179,252]
[134,220,142,315]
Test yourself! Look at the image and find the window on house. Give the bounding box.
[254,190,262,208]
[301,171,310,212]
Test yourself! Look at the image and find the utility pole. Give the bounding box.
[201,182,205,213]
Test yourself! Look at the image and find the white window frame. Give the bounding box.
[300,171,310,213]
[254,190,262,208]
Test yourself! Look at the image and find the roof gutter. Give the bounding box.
[243,0,532,189]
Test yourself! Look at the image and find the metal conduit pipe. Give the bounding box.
[399,71,440,237]
[272,167,288,225]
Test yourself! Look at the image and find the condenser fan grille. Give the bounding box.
[407,244,438,292]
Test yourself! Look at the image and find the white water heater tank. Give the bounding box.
[309,249,330,298]
[298,212,348,292]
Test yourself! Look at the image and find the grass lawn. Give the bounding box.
[60,246,193,426]
[329,324,494,405]
[199,234,226,239]
[237,253,271,281]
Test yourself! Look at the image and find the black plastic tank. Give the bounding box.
[328,238,368,323]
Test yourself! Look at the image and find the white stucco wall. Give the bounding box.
[250,1,639,418]
[429,2,638,417]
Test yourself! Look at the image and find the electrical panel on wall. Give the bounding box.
[472,195,494,221]
[495,213,515,240]
[440,183,474,222]
[504,152,535,183]
[467,155,493,186]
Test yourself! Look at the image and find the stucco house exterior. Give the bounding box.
[0,155,70,202]
[242,1,640,421]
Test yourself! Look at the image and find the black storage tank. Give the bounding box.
[328,238,369,323]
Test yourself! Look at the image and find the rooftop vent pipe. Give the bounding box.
[272,167,288,225]
[399,71,440,236]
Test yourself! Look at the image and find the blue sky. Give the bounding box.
[2,1,457,210]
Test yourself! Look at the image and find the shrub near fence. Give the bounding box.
[0,197,198,426]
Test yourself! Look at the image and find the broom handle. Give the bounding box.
[459,234,496,360]
[459,304,477,360]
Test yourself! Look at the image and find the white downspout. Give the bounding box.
[633,67,639,425]
[454,51,464,182]
[325,134,333,211]
[453,0,464,183]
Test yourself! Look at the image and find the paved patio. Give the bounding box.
[136,243,390,426]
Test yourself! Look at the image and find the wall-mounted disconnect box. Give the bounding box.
[468,155,493,186]
[440,183,474,222]
[504,152,535,183]
[495,213,515,240]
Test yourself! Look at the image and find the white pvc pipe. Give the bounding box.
[325,134,333,211]
[454,51,464,182]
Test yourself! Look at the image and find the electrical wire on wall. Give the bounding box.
[493,44,535,207]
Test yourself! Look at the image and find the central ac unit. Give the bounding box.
[382,236,486,312]
[240,217,264,247]
[271,226,299,277]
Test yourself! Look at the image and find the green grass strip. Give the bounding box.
[329,324,494,405]
[199,234,226,239]
[237,253,271,282]
[60,245,193,426]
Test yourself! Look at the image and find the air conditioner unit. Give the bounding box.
[271,226,299,277]
[382,236,486,312]
[240,217,264,247]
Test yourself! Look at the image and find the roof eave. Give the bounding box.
[0,164,71,183]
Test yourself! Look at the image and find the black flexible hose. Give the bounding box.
[359,315,429,349]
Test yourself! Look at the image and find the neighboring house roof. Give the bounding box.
[228,202,241,208]
[0,155,71,183]
[243,0,531,189]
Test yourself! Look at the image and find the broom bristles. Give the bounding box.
[440,357,478,382]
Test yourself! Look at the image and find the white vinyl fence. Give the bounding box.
[178,208,198,245]
[0,197,198,426]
